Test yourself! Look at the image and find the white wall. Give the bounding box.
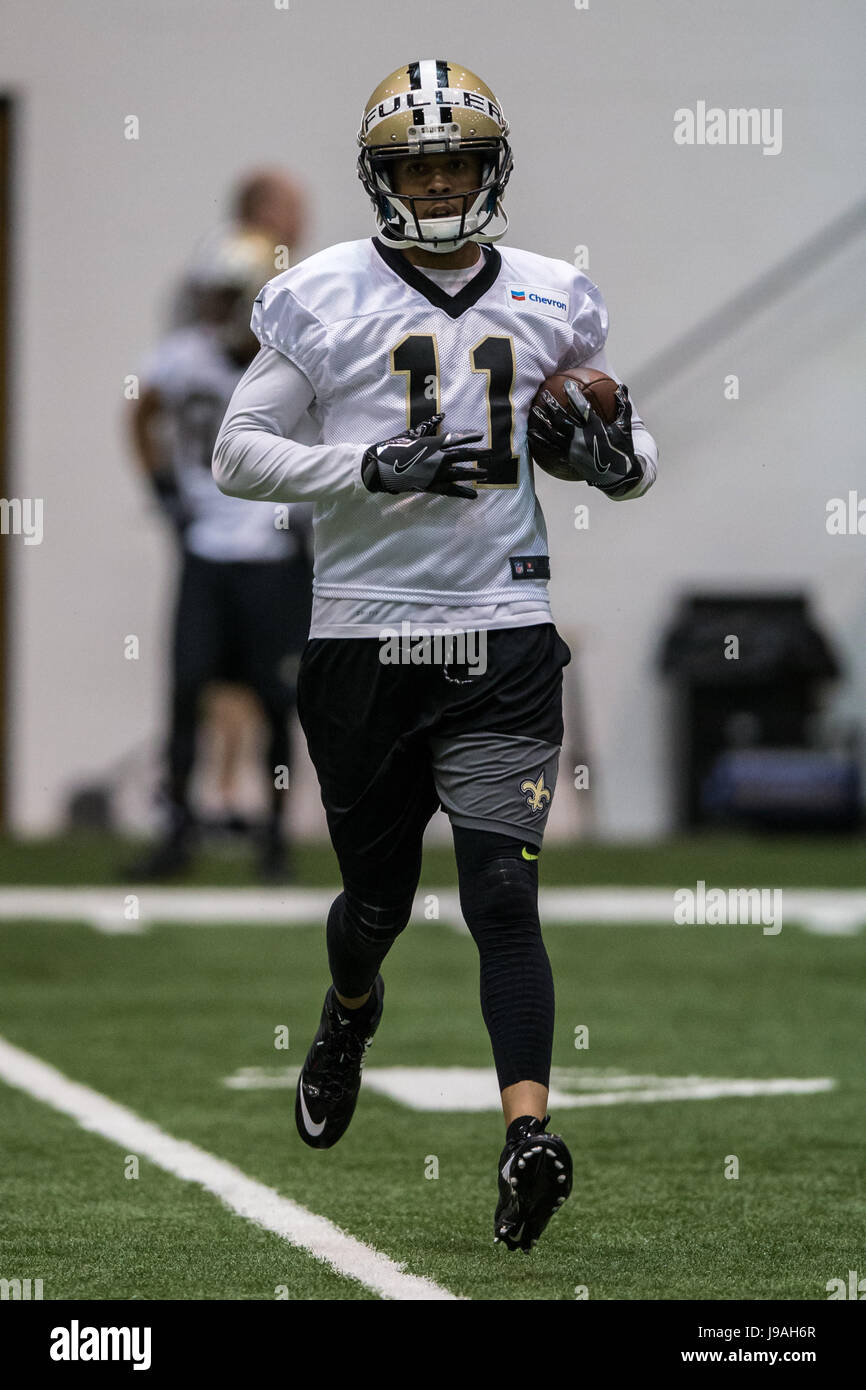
[2,0,864,836]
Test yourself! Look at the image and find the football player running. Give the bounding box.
[214,60,658,1253]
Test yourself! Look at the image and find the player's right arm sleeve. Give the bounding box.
[212,345,366,503]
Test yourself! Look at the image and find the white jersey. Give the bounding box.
[142,325,304,564]
[215,237,658,633]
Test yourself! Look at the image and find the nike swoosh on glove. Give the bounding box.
[362,412,492,499]
[527,380,644,495]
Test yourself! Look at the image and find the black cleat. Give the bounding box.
[493,1114,573,1251]
[295,976,384,1149]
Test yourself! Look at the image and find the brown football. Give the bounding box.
[530,367,620,480]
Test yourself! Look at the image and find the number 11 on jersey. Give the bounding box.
[390,333,520,488]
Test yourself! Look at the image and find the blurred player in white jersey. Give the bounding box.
[214,61,658,1251]
[130,232,312,882]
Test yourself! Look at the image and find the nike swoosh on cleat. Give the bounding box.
[298,1083,327,1138]
[521,847,539,861]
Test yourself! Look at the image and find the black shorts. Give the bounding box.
[296,622,571,890]
[173,551,312,703]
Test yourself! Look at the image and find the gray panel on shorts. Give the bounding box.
[429,731,561,846]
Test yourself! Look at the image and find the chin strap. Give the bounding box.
[472,205,509,245]
[375,204,509,254]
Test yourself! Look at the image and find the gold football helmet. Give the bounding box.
[357,59,512,253]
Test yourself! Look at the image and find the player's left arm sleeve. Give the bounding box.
[559,279,658,500]
[212,345,366,503]
[576,345,658,500]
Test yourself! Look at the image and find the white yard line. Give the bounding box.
[361,1069,837,1112]
[0,1036,459,1302]
[0,888,341,934]
[224,1064,836,1113]
[0,886,864,934]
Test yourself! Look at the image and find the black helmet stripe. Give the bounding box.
[436,59,450,87]
[407,62,422,89]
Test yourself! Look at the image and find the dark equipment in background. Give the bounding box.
[660,593,861,832]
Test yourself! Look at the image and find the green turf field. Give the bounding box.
[1,835,864,1300]
[3,828,866,886]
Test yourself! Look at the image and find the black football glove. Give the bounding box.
[528,379,643,494]
[362,413,491,499]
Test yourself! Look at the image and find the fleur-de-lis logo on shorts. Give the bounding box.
[520,772,551,814]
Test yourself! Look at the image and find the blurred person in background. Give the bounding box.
[127,228,313,882]
[169,168,308,330]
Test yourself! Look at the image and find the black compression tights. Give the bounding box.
[325,826,554,1091]
[452,826,554,1091]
